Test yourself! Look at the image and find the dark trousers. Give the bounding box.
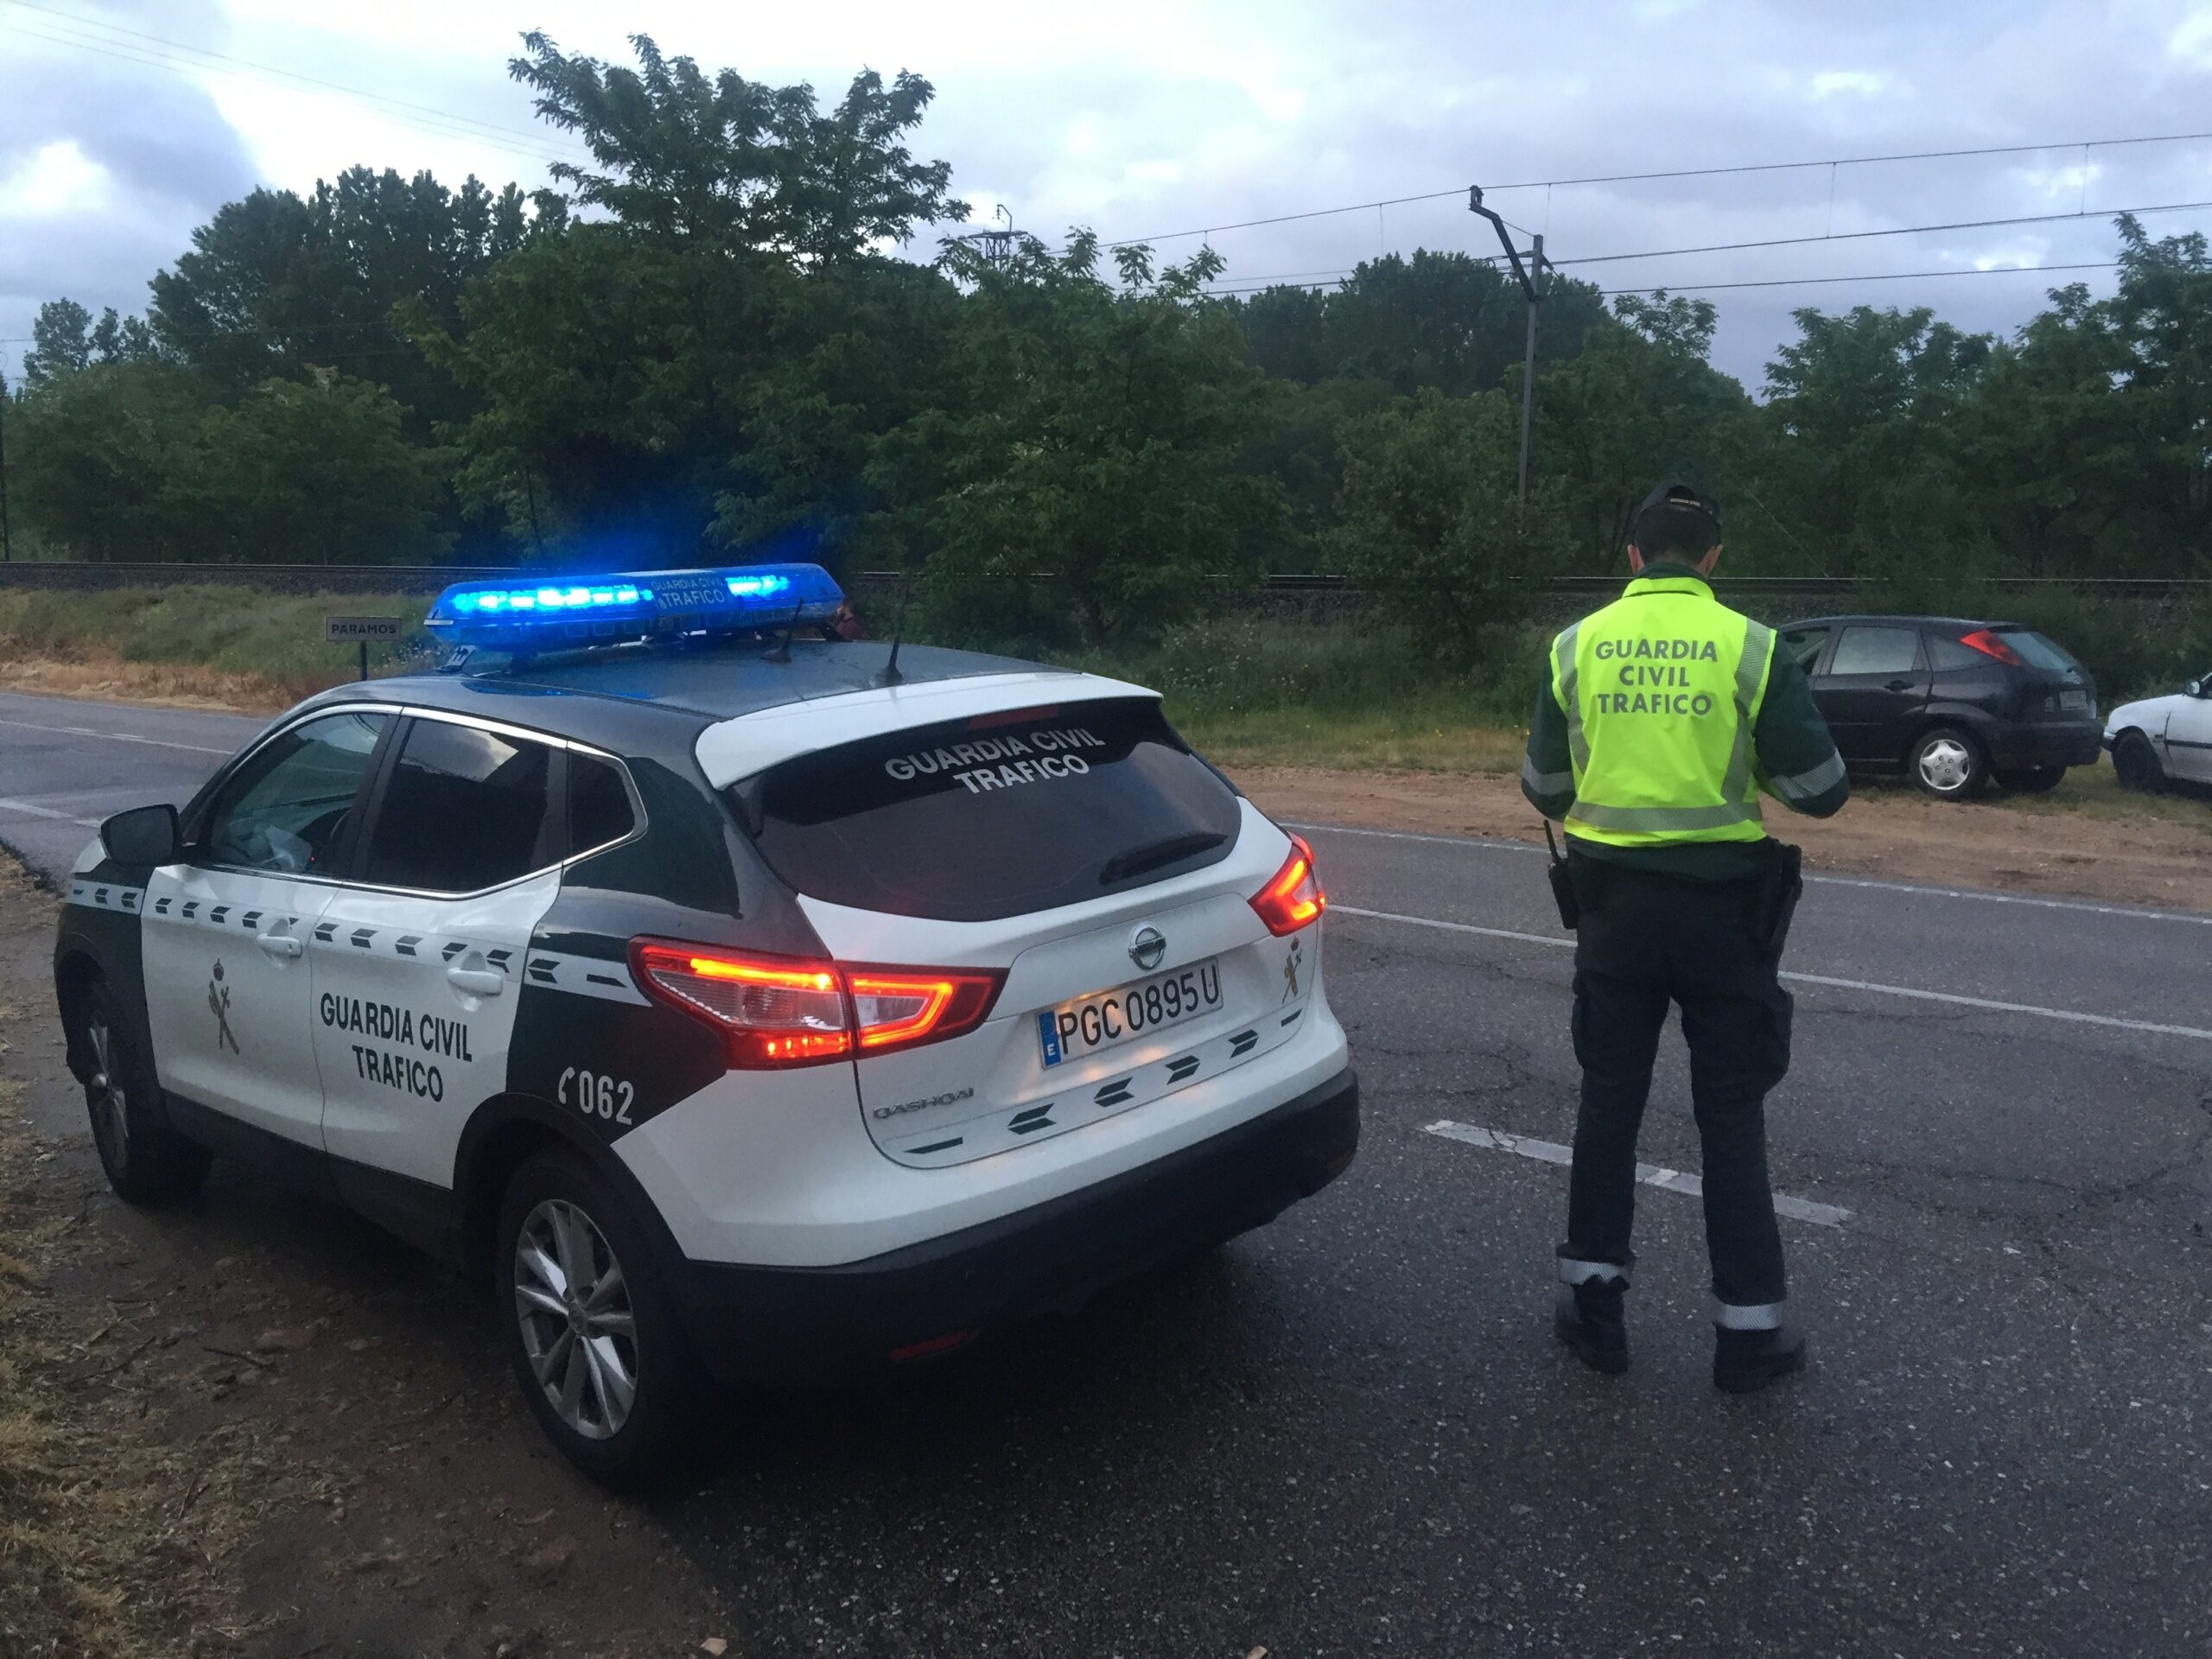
[1562,860,1793,1312]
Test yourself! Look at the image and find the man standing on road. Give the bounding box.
[1521,481,1847,1394]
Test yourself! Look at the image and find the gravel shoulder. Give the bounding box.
[0,860,730,1659]
[1236,763,2212,912]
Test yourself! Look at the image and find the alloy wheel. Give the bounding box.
[513,1198,639,1440]
[85,1014,130,1171]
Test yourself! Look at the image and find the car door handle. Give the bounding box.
[1885,678,1915,691]
[257,932,303,960]
[447,966,504,997]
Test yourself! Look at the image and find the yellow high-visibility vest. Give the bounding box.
[1548,571,1776,847]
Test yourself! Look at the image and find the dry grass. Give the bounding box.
[0,862,290,1657]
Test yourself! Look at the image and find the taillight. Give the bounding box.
[847,966,1002,1051]
[629,940,1003,1069]
[1959,629,2022,665]
[1250,833,1326,936]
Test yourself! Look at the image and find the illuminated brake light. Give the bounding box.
[1250,833,1326,936]
[629,940,1004,1068]
[1959,629,2022,666]
[849,968,1001,1050]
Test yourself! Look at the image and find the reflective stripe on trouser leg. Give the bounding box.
[1559,1257,1630,1288]
[1711,1299,1784,1331]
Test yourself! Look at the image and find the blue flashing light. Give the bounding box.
[426,563,842,652]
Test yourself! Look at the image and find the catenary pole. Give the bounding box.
[0,380,12,563]
[1468,188,1547,524]
[1517,232,1545,519]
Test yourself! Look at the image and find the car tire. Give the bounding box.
[2112,730,2166,793]
[68,977,212,1205]
[494,1148,702,1491]
[1908,728,1988,801]
[1995,766,2066,795]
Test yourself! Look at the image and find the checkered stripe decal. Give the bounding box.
[66,880,144,915]
[522,950,649,1006]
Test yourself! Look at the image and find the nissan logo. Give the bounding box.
[1128,926,1167,972]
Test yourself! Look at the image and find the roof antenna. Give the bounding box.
[761,601,803,664]
[875,575,914,686]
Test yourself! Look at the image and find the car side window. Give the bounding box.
[1780,626,1830,671]
[359,719,557,893]
[1925,635,1986,671]
[1827,626,1921,677]
[200,711,391,876]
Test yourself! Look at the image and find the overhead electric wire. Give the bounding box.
[1548,196,2212,266]
[1198,257,2135,300]
[1593,261,2121,297]
[1099,126,2212,251]
[0,0,588,167]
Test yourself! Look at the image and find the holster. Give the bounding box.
[1752,840,1804,958]
[1544,823,1580,930]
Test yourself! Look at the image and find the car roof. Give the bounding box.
[1780,614,2019,632]
[293,636,1098,761]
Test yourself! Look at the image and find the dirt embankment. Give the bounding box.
[1235,766,2212,912]
[0,864,729,1658]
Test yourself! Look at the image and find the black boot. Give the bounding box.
[1554,1280,1629,1375]
[1713,1324,1807,1394]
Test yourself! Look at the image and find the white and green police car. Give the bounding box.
[51,564,1357,1485]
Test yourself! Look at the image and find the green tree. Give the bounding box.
[21,299,160,388]
[11,361,207,558]
[190,374,448,563]
[147,167,540,427]
[1227,252,1607,398]
[1331,387,1573,662]
[874,234,1287,645]
[1761,303,1993,572]
[510,32,961,255]
[405,226,790,558]
[1535,294,1770,569]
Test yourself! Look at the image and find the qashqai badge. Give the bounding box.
[1128,925,1166,972]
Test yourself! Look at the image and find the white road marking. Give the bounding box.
[0,797,99,827]
[1289,819,2212,927]
[0,715,232,755]
[1333,904,2212,1043]
[1423,1119,1854,1228]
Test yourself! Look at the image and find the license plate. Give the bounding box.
[1038,957,1224,1068]
[2059,687,2089,712]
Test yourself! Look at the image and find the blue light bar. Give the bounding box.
[425,563,844,652]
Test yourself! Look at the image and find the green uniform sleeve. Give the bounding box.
[1751,647,1849,817]
[1521,677,1577,821]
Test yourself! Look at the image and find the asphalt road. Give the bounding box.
[3,686,2209,1657]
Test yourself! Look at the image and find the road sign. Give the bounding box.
[326,615,404,643]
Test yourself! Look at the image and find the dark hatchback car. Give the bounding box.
[1777,615,2101,799]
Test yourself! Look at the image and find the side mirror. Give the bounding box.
[2190,681,2206,700]
[99,804,181,867]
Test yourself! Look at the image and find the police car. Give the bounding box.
[50,564,1358,1485]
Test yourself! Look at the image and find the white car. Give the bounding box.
[51,563,1357,1487]
[2103,675,2212,790]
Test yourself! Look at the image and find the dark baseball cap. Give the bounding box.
[1634,480,1722,537]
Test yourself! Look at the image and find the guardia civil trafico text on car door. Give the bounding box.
[51,563,1358,1485]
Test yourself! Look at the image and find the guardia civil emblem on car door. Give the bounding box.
[207,960,240,1054]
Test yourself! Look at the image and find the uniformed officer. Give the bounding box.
[1521,480,1847,1394]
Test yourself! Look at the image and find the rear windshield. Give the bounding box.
[1993,629,2082,675]
[742,698,1243,922]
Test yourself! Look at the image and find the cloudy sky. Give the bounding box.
[5,0,2212,390]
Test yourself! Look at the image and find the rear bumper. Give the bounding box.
[667,1066,1359,1384]
[1986,721,2102,770]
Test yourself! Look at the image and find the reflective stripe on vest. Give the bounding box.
[1549,575,1776,848]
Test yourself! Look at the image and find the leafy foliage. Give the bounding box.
[509,32,961,256]
[1332,387,1573,660]
[9,28,2212,656]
